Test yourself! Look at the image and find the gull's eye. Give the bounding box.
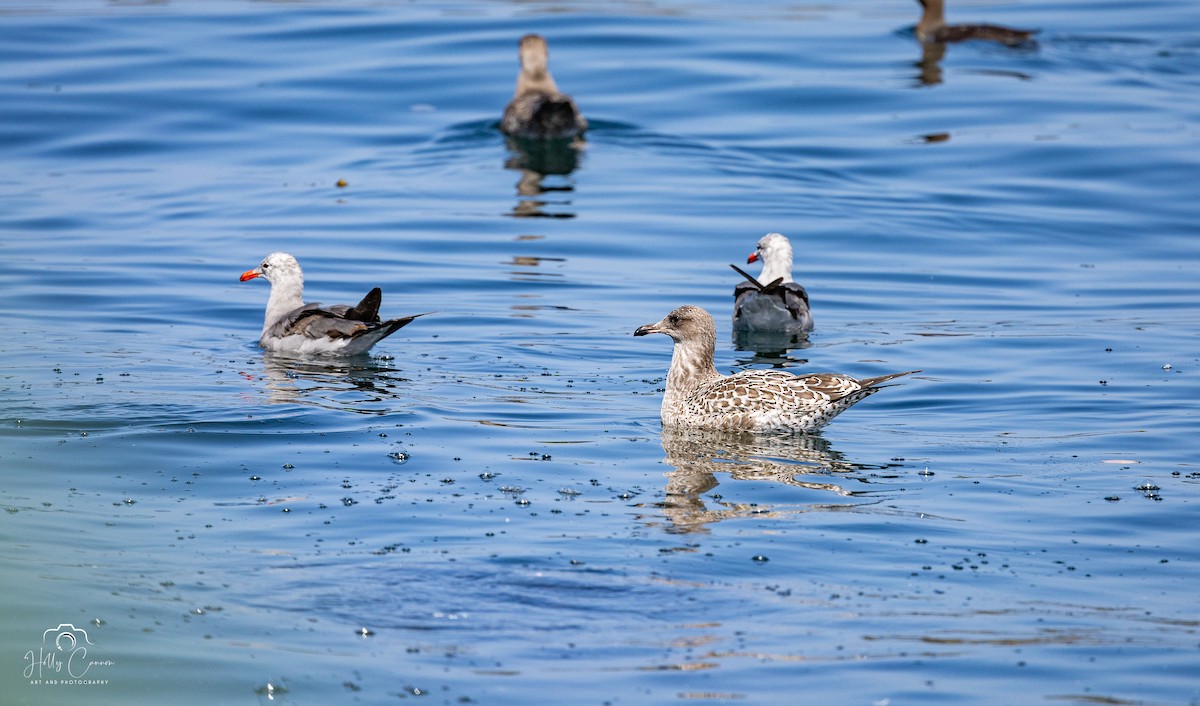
[261,262,270,269]
[667,314,680,325]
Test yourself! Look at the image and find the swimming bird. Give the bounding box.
[500,34,588,140]
[635,305,918,432]
[239,252,427,356]
[915,0,1038,46]
[731,232,813,335]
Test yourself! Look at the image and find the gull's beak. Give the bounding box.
[239,268,261,282]
[746,251,759,264]
[634,321,662,337]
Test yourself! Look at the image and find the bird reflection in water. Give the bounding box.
[911,0,1038,87]
[646,427,895,534]
[501,234,572,315]
[731,329,812,361]
[914,41,1036,87]
[498,33,586,217]
[248,353,416,414]
[504,136,583,218]
[915,41,948,86]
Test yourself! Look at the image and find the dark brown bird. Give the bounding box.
[500,34,587,140]
[915,0,1038,46]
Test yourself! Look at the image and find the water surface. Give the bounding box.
[2,1,1199,704]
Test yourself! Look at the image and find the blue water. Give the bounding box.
[2,1,1199,704]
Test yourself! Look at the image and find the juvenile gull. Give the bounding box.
[500,34,588,140]
[635,305,918,432]
[239,252,427,356]
[915,0,1038,46]
[731,233,813,335]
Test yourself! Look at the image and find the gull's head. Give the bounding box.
[746,232,794,283]
[240,252,302,285]
[747,232,793,265]
[634,305,716,344]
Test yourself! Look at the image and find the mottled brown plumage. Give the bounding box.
[501,34,587,140]
[915,0,1038,46]
[634,305,919,432]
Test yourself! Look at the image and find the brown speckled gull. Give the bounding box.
[239,252,428,356]
[500,34,587,140]
[635,305,918,432]
[732,232,813,335]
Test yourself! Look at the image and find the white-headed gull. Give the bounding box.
[239,252,427,356]
[915,0,1038,45]
[635,305,918,432]
[500,34,587,140]
[731,232,814,335]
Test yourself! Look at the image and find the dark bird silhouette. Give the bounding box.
[501,34,587,140]
[915,0,1038,46]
